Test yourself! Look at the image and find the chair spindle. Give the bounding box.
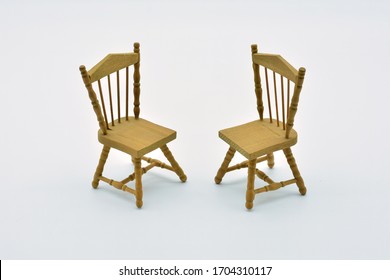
[286,67,306,138]
[97,79,109,130]
[280,75,286,130]
[126,66,129,120]
[251,44,263,120]
[287,80,290,120]
[273,71,279,126]
[264,67,272,122]
[133,42,141,119]
[116,71,121,123]
[79,65,107,135]
[107,74,114,126]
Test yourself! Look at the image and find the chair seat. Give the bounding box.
[219,118,297,160]
[98,117,176,157]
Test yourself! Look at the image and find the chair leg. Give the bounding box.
[161,144,187,182]
[267,153,275,168]
[283,148,306,195]
[214,146,236,184]
[246,159,256,210]
[133,157,143,208]
[92,145,110,188]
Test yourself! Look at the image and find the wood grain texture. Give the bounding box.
[92,145,110,188]
[89,53,139,83]
[79,65,107,134]
[245,159,256,210]
[215,44,307,209]
[98,117,176,158]
[252,53,298,82]
[214,146,236,184]
[219,118,297,160]
[80,42,186,208]
[133,42,141,119]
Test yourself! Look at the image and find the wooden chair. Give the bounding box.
[79,42,186,208]
[214,44,307,209]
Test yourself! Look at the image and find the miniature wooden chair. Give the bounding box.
[79,42,186,208]
[214,44,307,209]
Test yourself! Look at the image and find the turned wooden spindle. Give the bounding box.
[116,71,121,123]
[79,65,107,135]
[286,67,305,138]
[133,157,143,208]
[246,159,256,210]
[251,44,264,120]
[97,80,109,130]
[215,146,236,184]
[266,153,275,168]
[283,147,306,195]
[92,145,110,188]
[264,68,273,122]
[161,144,187,182]
[133,42,141,119]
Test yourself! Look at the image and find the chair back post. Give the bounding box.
[285,67,305,138]
[251,44,264,120]
[133,42,141,119]
[79,65,108,135]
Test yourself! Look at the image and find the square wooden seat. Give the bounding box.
[214,44,307,210]
[79,43,186,208]
[219,119,297,160]
[98,117,176,158]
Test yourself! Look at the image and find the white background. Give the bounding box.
[1,0,389,259]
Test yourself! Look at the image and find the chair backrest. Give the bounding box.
[79,42,141,135]
[251,44,306,138]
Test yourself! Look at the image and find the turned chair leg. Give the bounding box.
[92,145,110,188]
[283,148,306,195]
[161,144,187,182]
[267,153,275,168]
[214,147,236,184]
[132,157,143,208]
[246,159,256,209]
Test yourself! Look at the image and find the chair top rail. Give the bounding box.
[252,53,298,83]
[89,53,139,83]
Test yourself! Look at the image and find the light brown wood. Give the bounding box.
[264,68,273,122]
[286,67,305,138]
[97,80,109,130]
[219,118,297,160]
[79,65,107,135]
[266,153,274,168]
[283,148,306,195]
[215,44,307,209]
[214,147,236,184]
[273,71,280,127]
[161,144,187,182]
[89,53,139,83]
[133,157,143,208]
[252,53,298,82]
[251,44,264,120]
[92,145,110,188]
[133,42,141,119]
[245,159,256,210]
[79,42,186,208]
[98,117,176,158]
